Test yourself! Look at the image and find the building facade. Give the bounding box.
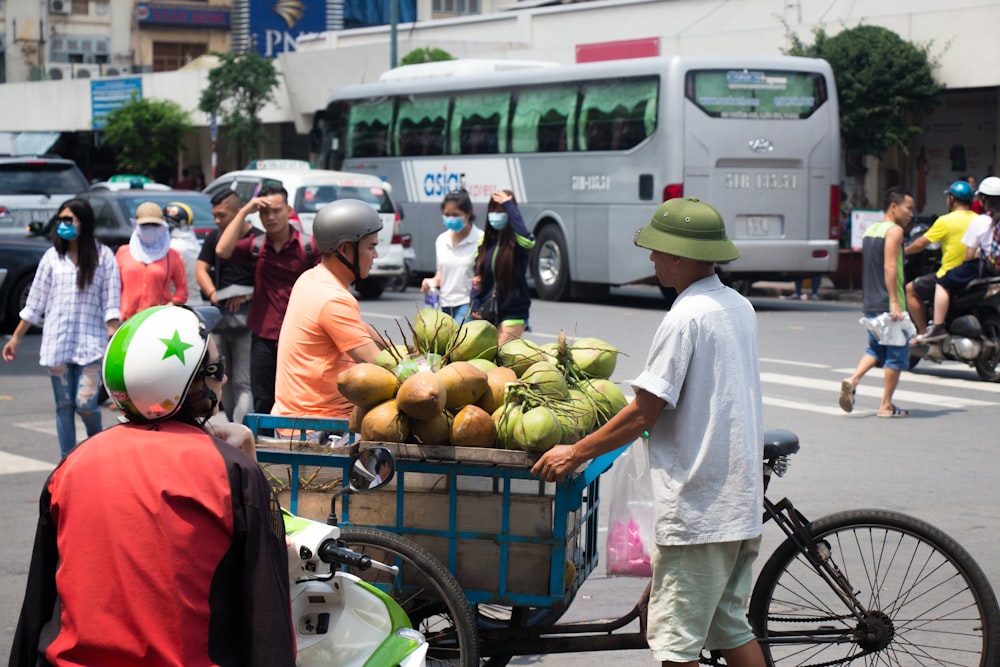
[0,0,997,205]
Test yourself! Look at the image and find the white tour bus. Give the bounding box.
[316,55,841,301]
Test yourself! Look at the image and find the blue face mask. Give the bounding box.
[56,220,78,241]
[443,216,465,232]
[487,212,508,230]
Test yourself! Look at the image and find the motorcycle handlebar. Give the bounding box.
[318,540,372,571]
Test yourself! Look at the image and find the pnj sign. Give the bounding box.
[250,0,324,57]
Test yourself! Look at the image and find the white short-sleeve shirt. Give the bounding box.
[435,226,483,307]
[631,274,764,546]
[962,213,995,257]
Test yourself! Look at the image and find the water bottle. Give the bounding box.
[425,285,439,308]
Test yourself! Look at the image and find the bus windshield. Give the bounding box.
[686,69,828,120]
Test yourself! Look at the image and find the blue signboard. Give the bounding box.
[91,77,143,130]
[250,0,326,58]
[135,3,230,30]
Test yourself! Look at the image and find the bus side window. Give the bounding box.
[579,77,658,151]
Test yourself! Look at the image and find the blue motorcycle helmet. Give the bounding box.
[944,180,975,203]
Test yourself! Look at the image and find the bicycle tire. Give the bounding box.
[337,526,481,667]
[749,509,1000,666]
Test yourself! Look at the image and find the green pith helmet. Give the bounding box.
[103,305,220,423]
[634,197,740,263]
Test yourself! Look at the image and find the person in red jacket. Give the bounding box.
[9,305,295,667]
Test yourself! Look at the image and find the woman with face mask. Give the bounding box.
[2,198,122,457]
[421,188,483,324]
[115,201,188,321]
[471,189,535,345]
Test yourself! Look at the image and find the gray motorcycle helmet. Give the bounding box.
[313,199,384,254]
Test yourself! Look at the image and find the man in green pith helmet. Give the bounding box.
[533,197,765,667]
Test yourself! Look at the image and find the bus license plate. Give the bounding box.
[746,216,776,236]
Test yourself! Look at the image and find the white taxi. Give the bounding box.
[204,160,410,299]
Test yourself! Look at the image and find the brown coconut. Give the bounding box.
[337,363,400,410]
[349,404,367,433]
[360,399,410,443]
[438,362,489,410]
[395,371,447,420]
[410,411,453,446]
[450,405,497,448]
[476,366,517,415]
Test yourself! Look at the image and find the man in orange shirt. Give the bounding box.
[272,199,386,420]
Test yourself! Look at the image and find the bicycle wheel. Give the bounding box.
[337,526,481,667]
[749,509,1000,666]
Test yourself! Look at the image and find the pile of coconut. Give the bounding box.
[337,308,626,452]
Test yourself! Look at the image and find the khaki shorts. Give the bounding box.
[646,536,761,663]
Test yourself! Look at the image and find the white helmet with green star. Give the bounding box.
[103,305,220,423]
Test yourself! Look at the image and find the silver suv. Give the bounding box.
[0,157,90,235]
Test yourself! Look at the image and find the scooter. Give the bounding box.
[905,222,1000,381]
[285,447,429,667]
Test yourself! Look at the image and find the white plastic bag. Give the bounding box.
[860,312,917,346]
[605,437,655,577]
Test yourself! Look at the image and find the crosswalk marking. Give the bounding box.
[0,451,53,475]
[762,396,858,416]
[760,372,998,409]
[830,366,1000,393]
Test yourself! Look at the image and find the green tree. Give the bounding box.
[788,25,941,205]
[400,47,454,66]
[101,97,191,180]
[198,52,280,167]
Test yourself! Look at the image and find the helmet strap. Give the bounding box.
[184,379,219,427]
[333,243,362,284]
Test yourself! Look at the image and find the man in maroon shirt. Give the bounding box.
[216,183,317,415]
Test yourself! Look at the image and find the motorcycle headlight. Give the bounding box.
[397,627,425,643]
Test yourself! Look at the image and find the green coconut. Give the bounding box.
[336,363,400,410]
[413,307,457,356]
[514,405,562,453]
[449,320,499,362]
[579,378,628,425]
[551,402,583,444]
[566,388,599,435]
[569,337,620,379]
[495,403,524,450]
[373,344,411,372]
[496,338,551,377]
[467,358,498,374]
[519,361,569,399]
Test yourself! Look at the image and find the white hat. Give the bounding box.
[976,176,1000,197]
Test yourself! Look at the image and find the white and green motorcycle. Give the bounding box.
[283,448,429,667]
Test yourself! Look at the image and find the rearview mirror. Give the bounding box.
[348,446,396,492]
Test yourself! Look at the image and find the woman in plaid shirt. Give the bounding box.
[3,198,121,456]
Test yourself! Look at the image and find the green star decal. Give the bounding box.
[160,329,194,364]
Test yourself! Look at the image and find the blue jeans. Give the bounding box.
[443,303,471,325]
[49,361,103,457]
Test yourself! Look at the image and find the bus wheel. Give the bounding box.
[531,225,570,301]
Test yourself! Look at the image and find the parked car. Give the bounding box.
[0,157,90,236]
[203,163,408,299]
[28,190,217,246]
[0,235,50,330]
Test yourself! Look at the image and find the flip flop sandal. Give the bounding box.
[878,405,910,418]
[838,379,855,413]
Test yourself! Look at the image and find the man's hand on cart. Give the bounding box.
[531,445,583,483]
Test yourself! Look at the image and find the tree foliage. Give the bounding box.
[198,52,280,167]
[787,25,941,164]
[101,97,191,177]
[400,47,455,66]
